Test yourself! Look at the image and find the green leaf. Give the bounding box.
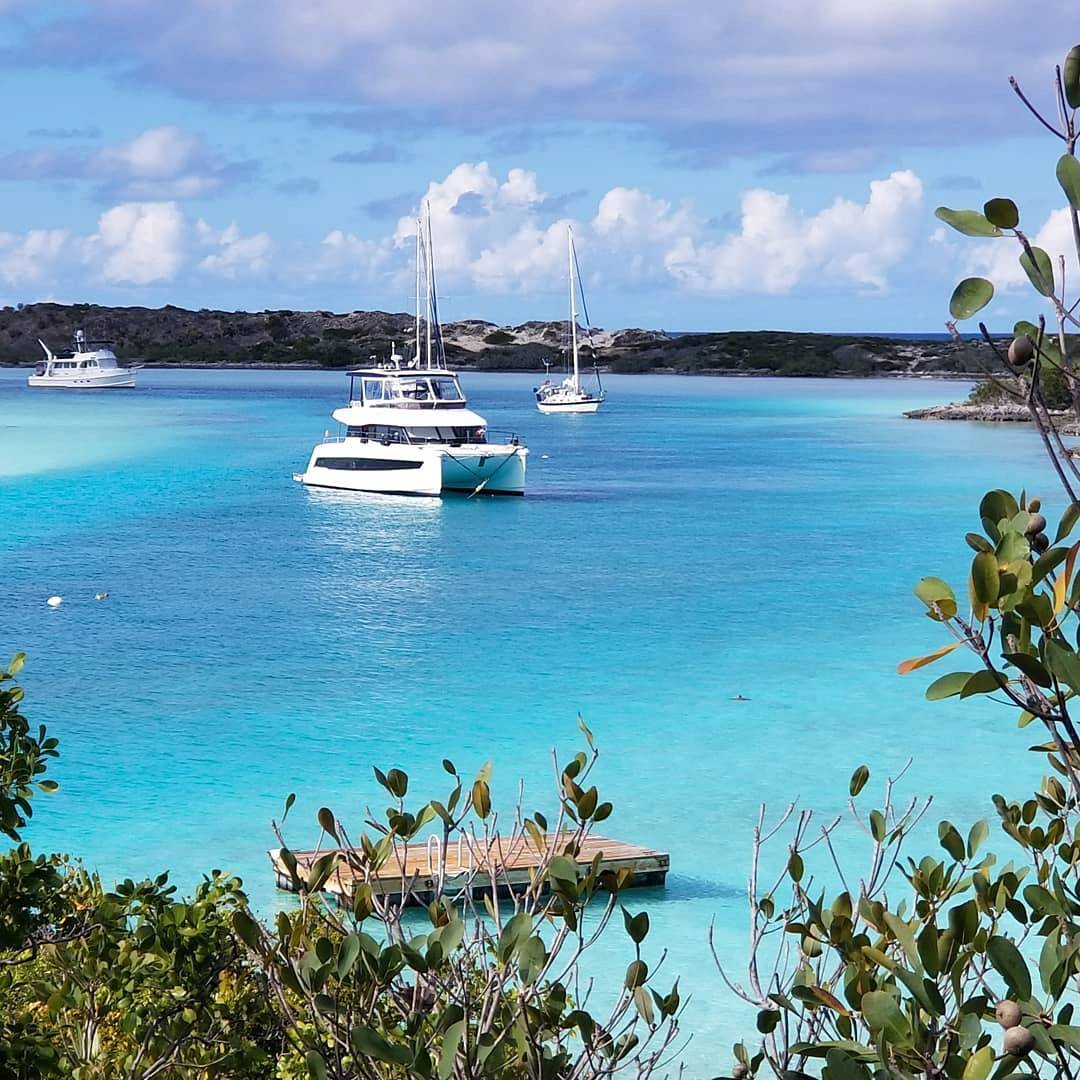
[949,277,995,320]
[959,670,1008,698]
[1056,502,1080,544]
[938,821,965,861]
[914,577,957,620]
[980,490,1020,530]
[788,851,804,883]
[305,1051,328,1080]
[438,1021,464,1080]
[967,820,989,858]
[232,910,261,951]
[622,907,650,944]
[338,934,361,979]
[548,855,579,884]
[1003,652,1050,687]
[869,809,886,843]
[925,671,975,701]
[496,912,533,963]
[1045,638,1080,695]
[351,1024,409,1065]
[987,935,1032,1001]
[471,779,491,818]
[1020,246,1055,297]
[1031,546,1069,585]
[625,959,648,989]
[860,990,911,1044]
[962,1045,994,1080]
[935,207,1002,237]
[849,765,869,797]
[824,1048,872,1080]
[983,198,1019,229]
[971,551,999,605]
[1058,155,1080,213]
[1065,45,1080,110]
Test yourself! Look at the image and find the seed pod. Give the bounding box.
[1008,335,1035,367]
[732,1065,749,1080]
[995,999,1022,1028]
[1028,497,1041,512]
[1025,512,1047,537]
[1032,532,1050,554]
[1003,1025,1034,1056]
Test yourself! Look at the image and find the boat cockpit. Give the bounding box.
[347,370,466,409]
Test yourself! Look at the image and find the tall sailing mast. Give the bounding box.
[414,221,422,368]
[568,226,580,392]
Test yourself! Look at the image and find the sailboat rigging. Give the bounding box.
[534,225,606,414]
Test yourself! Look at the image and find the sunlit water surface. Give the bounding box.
[0,368,1053,1075]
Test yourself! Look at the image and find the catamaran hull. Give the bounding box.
[296,440,527,497]
[440,445,527,495]
[536,398,602,414]
[27,371,137,389]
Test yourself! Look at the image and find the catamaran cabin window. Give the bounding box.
[346,424,406,443]
[315,457,423,471]
[431,378,462,401]
[363,379,385,401]
[397,378,430,400]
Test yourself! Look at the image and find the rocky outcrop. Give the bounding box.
[904,401,1080,434]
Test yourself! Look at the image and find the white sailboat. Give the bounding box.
[295,206,528,497]
[534,226,605,414]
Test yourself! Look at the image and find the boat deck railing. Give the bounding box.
[321,429,525,448]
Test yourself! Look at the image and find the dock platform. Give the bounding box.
[269,834,669,906]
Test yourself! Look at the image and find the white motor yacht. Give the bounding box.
[295,358,527,497]
[28,330,140,389]
[534,226,605,414]
[295,207,527,497]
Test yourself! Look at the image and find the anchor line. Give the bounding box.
[440,447,523,496]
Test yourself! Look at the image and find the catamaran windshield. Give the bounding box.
[431,377,463,401]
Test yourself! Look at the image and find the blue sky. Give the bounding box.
[0,1,1076,331]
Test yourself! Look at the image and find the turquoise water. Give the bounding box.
[0,368,1053,1074]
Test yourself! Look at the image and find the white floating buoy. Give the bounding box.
[541,454,550,460]
[46,595,63,608]
[94,592,109,601]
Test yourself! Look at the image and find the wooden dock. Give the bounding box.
[269,834,669,907]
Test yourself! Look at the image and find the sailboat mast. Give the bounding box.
[568,226,579,390]
[414,220,422,367]
[425,204,434,370]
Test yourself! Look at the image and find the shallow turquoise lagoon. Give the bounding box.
[0,368,1054,1073]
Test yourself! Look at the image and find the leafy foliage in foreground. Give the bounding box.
[0,653,681,1078]
[722,41,1080,1080]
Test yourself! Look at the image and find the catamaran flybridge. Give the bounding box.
[295,209,528,497]
[28,330,141,389]
[534,226,605,414]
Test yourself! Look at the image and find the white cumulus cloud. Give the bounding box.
[665,170,924,294]
[197,219,273,278]
[89,202,186,284]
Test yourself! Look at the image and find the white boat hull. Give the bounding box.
[536,397,602,414]
[27,370,137,389]
[296,439,527,497]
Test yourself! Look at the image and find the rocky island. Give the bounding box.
[0,302,995,378]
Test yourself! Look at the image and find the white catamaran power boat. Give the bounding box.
[534,226,605,414]
[28,330,141,389]
[295,210,528,497]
